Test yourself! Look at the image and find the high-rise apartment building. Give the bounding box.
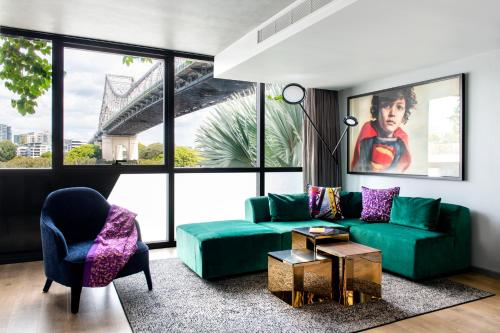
[14,131,51,157]
[0,124,12,141]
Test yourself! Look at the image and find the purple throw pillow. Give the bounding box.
[361,186,400,221]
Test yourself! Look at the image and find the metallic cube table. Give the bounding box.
[292,227,349,252]
[317,241,382,306]
[268,249,332,308]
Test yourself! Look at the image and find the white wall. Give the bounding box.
[339,49,500,274]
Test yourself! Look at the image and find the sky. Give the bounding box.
[0,45,213,147]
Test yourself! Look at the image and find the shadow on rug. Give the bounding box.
[114,259,493,333]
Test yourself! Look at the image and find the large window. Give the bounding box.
[174,57,256,168]
[64,48,164,165]
[0,35,52,168]
[0,27,305,249]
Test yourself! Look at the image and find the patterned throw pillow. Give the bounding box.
[307,185,343,220]
[361,186,400,222]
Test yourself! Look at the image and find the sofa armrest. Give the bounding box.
[245,196,271,223]
[438,203,471,268]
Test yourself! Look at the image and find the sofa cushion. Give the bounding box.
[390,196,441,231]
[349,223,454,279]
[340,191,362,218]
[268,193,311,222]
[307,185,343,220]
[361,186,400,222]
[176,220,281,279]
[259,219,345,248]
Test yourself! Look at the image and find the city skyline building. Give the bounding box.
[0,123,12,142]
[64,139,85,153]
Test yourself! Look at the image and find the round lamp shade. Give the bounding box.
[282,83,306,104]
[344,116,358,127]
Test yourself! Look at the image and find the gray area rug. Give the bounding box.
[114,259,493,333]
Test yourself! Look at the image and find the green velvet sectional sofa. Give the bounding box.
[176,192,470,280]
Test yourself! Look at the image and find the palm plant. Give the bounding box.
[264,85,303,167]
[195,93,257,167]
[195,84,302,167]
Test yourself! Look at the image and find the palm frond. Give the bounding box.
[195,84,303,168]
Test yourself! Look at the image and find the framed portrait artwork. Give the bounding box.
[347,74,464,180]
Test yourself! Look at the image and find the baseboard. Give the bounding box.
[0,251,42,265]
[471,266,500,279]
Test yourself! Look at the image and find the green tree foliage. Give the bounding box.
[3,156,51,168]
[138,143,146,157]
[122,55,153,66]
[138,154,164,165]
[0,36,52,116]
[139,142,163,160]
[64,144,101,165]
[40,151,52,158]
[138,142,164,165]
[0,140,17,162]
[137,143,201,166]
[0,36,151,116]
[175,146,201,167]
[195,85,303,167]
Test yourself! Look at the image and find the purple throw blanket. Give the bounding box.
[82,204,138,287]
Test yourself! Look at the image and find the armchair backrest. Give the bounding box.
[41,187,110,244]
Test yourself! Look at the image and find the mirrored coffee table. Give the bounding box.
[292,226,349,252]
[317,241,382,306]
[267,249,332,308]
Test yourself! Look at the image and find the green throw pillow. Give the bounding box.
[390,196,441,230]
[340,191,362,219]
[268,193,311,222]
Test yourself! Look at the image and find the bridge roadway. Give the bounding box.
[93,60,253,142]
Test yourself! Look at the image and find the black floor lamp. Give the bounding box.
[282,83,358,163]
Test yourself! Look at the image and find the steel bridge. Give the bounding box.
[92,59,253,142]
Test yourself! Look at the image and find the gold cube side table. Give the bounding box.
[317,241,382,306]
[268,249,332,308]
[291,227,349,252]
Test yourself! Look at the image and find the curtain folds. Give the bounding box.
[302,88,341,189]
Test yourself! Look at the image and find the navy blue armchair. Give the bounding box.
[40,187,152,313]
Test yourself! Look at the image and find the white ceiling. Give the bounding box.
[0,0,294,56]
[215,0,500,89]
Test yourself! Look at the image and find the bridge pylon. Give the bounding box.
[100,135,138,162]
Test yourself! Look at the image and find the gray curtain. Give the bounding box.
[302,88,341,189]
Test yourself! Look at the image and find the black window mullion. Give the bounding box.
[52,38,64,171]
[165,54,175,244]
[256,83,266,196]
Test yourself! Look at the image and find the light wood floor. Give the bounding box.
[1,248,499,333]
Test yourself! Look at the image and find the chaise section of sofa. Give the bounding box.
[177,196,347,279]
[176,220,281,279]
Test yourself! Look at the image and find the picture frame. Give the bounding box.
[347,74,465,180]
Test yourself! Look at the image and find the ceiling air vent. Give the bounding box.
[257,0,334,43]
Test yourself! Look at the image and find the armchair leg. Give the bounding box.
[71,285,83,314]
[42,279,53,293]
[144,267,153,291]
